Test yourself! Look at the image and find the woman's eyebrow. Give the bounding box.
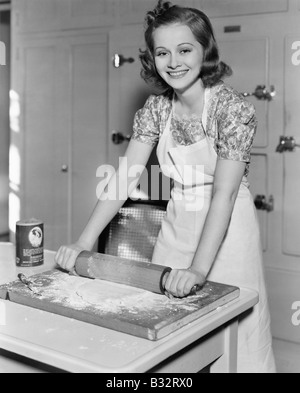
[178,42,194,46]
[155,42,194,51]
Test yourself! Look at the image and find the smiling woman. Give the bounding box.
[55,0,276,374]
[131,1,275,373]
[153,24,204,98]
[139,1,232,95]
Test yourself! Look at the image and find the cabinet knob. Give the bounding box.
[112,54,135,68]
[254,195,274,212]
[112,131,131,145]
[242,85,276,101]
[61,165,69,173]
[276,136,300,153]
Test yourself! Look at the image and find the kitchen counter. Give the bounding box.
[0,243,258,373]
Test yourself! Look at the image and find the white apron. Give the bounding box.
[152,91,276,373]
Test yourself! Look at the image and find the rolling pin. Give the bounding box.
[75,251,171,295]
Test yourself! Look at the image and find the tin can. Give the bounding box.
[16,219,44,267]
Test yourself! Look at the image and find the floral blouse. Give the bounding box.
[132,82,257,177]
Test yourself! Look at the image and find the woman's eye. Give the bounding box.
[180,49,191,54]
[156,52,168,57]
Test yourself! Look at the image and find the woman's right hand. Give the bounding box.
[55,243,86,273]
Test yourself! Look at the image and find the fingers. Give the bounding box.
[164,270,196,298]
[55,245,82,272]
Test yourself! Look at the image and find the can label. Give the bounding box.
[16,220,44,267]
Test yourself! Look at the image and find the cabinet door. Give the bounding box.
[12,37,69,249]
[213,11,300,370]
[216,34,270,250]
[0,12,10,236]
[67,33,108,243]
[108,25,151,168]
[12,32,108,250]
[108,26,162,201]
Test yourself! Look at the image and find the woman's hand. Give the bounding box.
[55,243,86,273]
[164,268,206,298]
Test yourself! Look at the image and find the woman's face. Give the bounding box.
[153,23,204,94]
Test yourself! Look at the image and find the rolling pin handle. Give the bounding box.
[160,268,171,294]
[190,284,203,296]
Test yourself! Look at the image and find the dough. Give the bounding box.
[76,279,145,306]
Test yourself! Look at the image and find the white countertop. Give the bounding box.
[0,243,258,373]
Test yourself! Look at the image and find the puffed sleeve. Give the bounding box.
[131,95,162,146]
[216,94,257,163]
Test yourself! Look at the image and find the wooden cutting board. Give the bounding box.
[0,269,240,341]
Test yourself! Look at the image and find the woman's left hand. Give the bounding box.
[164,268,206,298]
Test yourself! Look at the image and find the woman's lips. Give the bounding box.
[167,70,189,79]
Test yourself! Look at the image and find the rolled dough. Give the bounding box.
[76,280,146,306]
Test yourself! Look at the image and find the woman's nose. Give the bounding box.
[167,54,181,69]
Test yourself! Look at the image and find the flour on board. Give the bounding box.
[75,279,201,313]
[28,270,208,314]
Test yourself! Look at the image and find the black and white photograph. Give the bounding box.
[0,0,300,375]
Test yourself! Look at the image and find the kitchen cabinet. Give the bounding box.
[13,0,291,34]
[212,8,300,373]
[10,31,108,250]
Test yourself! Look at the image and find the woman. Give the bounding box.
[56,0,276,373]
